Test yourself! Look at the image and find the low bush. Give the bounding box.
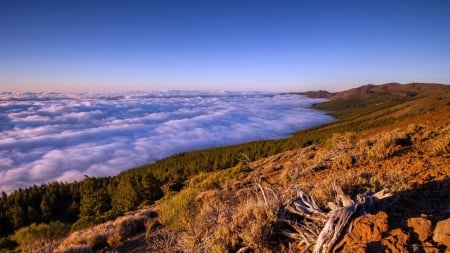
[55,244,94,253]
[71,216,96,232]
[432,133,450,155]
[108,216,146,245]
[188,162,251,190]
[157,188,199,232]
[363,130,411,160]
[12,221,70,253]
[234,200,277,250]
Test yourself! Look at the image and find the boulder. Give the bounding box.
[381,228,410,253]
[337,211,389,253]
[407,216,432,242]
[433,218,450,248]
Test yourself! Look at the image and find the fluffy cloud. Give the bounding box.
[0,91,334,193]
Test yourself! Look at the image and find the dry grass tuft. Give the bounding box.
[108,215,146,246]
[55,244,94,253]
[234,199,277,249]
[432,133,450,155]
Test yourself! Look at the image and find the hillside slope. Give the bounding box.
[3,83,450,252]
[52,83,449,253]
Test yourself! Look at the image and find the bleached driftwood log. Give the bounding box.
[279,184,392,253]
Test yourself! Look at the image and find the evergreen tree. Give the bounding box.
[40,192,56,222]
[111,176,139,213]
[79,177,111,217]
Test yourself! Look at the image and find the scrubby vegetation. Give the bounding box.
[1,82,449,252]
[150,112,449,252]
[157,188,199,232]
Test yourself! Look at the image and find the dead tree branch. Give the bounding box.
[279,184,392,253]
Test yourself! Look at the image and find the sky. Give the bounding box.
[1,0,450,92]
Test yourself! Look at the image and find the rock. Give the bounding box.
[433,218,450,248]
[381,228,411,253]
[336,211,389,253]
[407,217,432,242]
[422,241,441,253]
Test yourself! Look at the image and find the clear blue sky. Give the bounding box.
[1,0,449,92]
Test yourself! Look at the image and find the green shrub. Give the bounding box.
[12,221,70,253]
[188,162,251,190]
[71,216,96,232]
[157,188,199,232]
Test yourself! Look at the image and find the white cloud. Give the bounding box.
[0,91,334,193]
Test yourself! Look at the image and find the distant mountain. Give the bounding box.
[287,82,450,100]
[283,90,334,98]
[328,82,449,100]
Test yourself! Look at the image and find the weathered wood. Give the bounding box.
[313,204,357,253]
[279,185,392,253]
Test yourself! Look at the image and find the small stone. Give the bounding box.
[433,218,450,248]
[407,217,432,242]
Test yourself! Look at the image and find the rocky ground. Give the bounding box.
[245,110,450,252]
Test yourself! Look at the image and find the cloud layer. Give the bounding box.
[0,91,333,193]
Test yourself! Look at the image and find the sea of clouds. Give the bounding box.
[0,91,334,193]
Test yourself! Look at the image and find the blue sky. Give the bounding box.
[1,0,449,92]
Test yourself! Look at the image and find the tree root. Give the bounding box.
[278,184,392,253]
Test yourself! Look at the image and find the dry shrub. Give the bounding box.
[85,233,108,250]
[235,200,277,249]
[55,230,103,252]
[137,208,158,219]
[145,227,180,253]
[108,215,146,246]
[432,133,450,155]
[56,232,86,252]
[332,153,354,169]
[58,230,109,252]
[106,232,121,248]
[208,198,277,252]
[363,130,411,161]
[310,149,333,171]
[55,244,94,253]
[58,208,155,251]
[187,185,277,252]
[320,132,358,170]
[297,172,338,209]
[186,190,228,252]
[326,132,356,151]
